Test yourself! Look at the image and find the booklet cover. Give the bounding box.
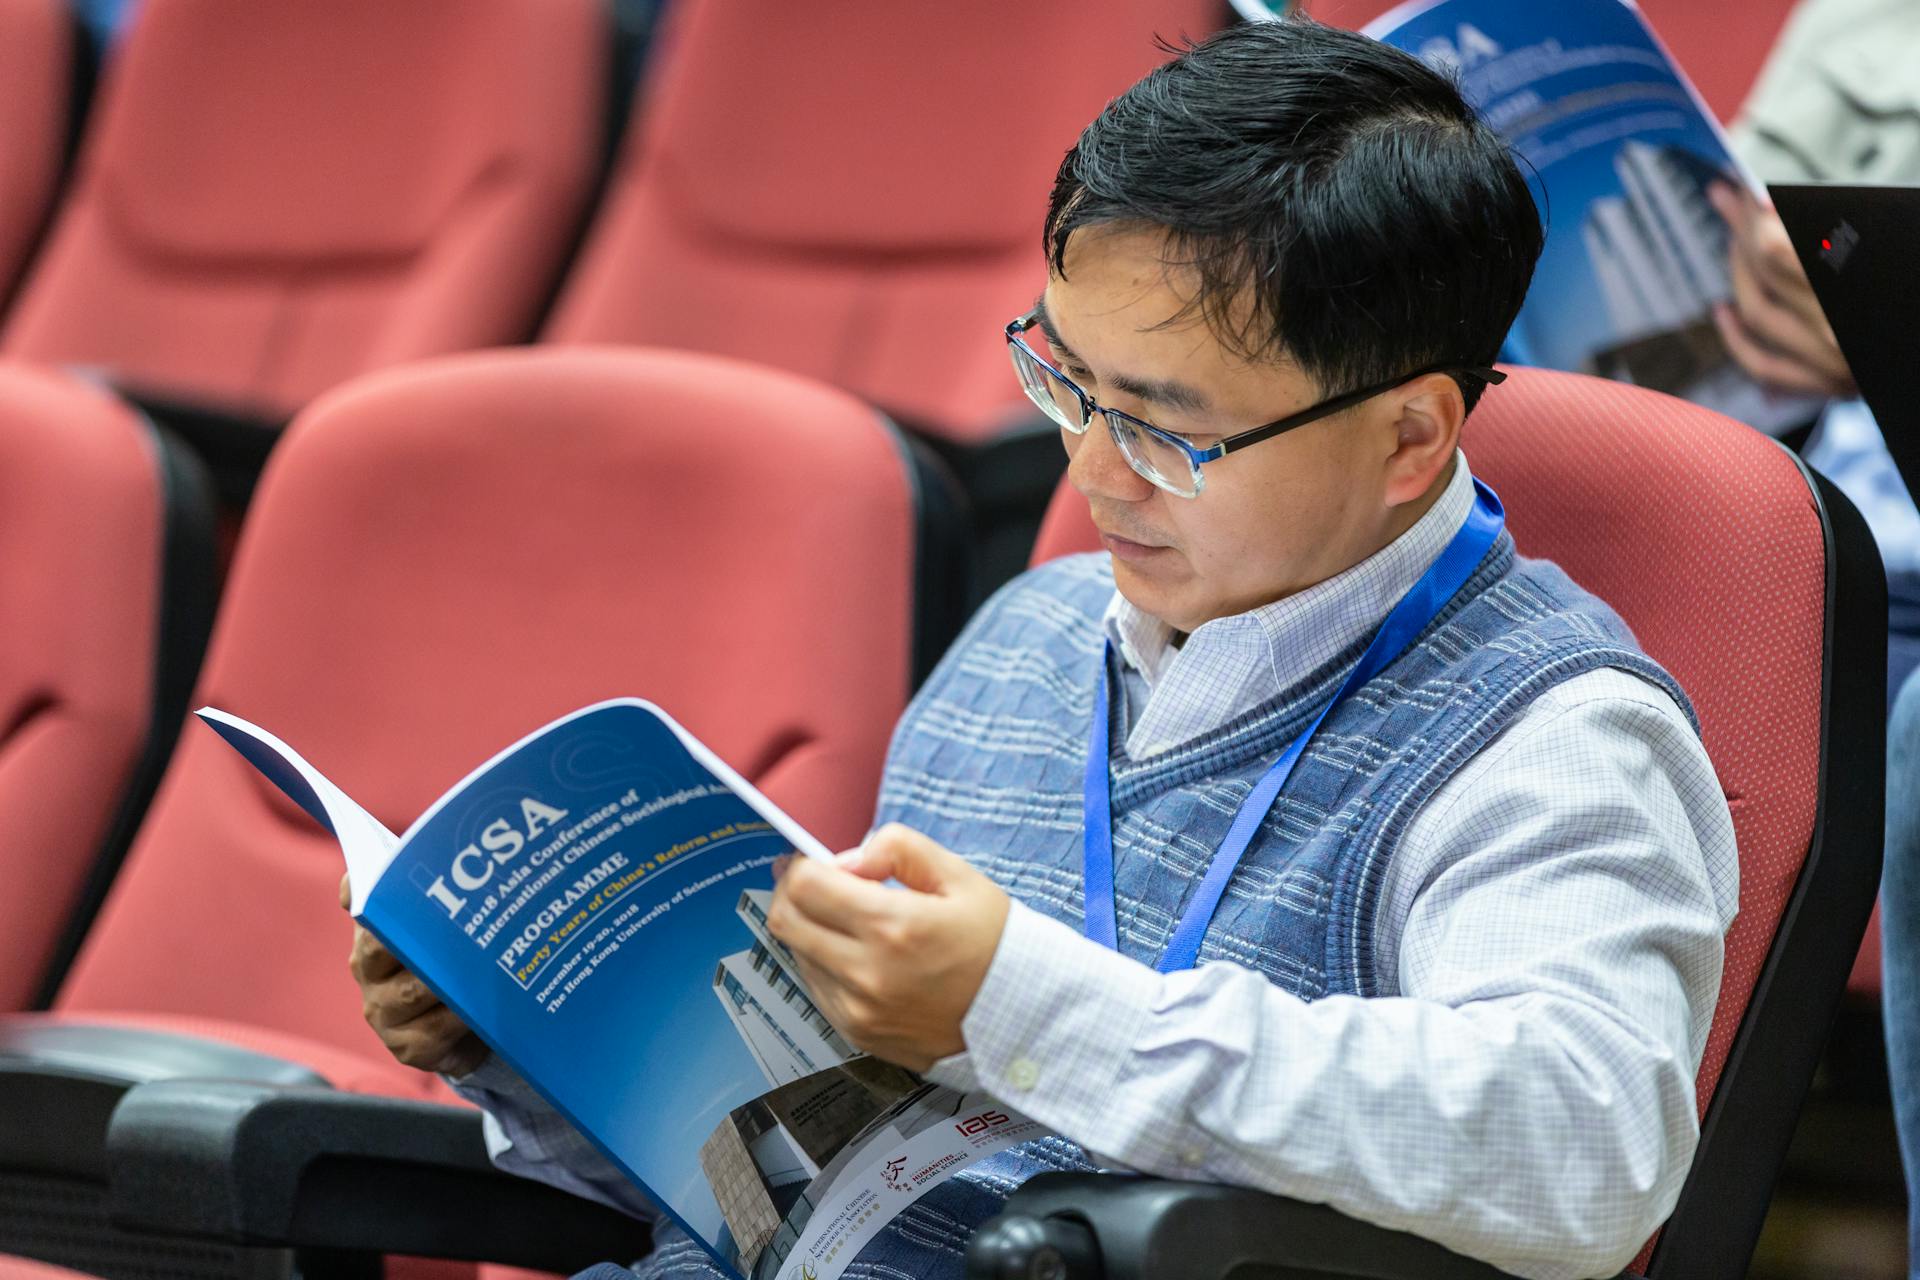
[199,699,1044,1280]
[1237,0,1822,434]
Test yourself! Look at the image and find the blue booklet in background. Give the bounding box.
[201,700,1049,1280]
[1252,0,1823,435]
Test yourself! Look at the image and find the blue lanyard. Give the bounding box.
[1082,479,1507,973]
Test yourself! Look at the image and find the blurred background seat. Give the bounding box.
[0,343,962,1280]
[0,362,214,1014]
[0,0,610,499]
[0,0,77,310]
[543,0,1224,444]
[541,0,1229,603]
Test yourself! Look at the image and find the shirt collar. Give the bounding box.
[1102,454,1477,755]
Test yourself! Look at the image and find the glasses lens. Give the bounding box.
[1107,412,1202,498]
[1008,338,1087,433]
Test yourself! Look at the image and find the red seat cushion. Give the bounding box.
[0,363,163,1011]
[2,0,606,416]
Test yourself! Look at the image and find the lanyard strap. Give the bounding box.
[1083,479,1506,973]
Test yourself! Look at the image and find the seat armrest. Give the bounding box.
[968,1173,1542,1280]
[106,1079,654,1272]
[0,1016,326,1178]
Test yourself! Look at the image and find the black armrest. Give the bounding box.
[0,1016,325,1178]
[106,1079,654,1273]
[968,1173,1537,1280]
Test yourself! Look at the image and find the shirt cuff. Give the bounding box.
[924,1049,980,1092]
[958,899,1161,1143]
[443,1056,535,1161]
[443,1052,520,1100]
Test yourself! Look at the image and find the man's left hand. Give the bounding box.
[765,823,1011,1072]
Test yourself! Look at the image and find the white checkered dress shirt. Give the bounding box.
[453,455,1739,1280]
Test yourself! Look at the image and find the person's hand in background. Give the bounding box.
[341,872,489,1076]
[1707,180,1856,398]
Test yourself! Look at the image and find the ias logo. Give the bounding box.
[882,1155,910,1191]
[954,1109,1013,1138]
[800,1266,817,1280]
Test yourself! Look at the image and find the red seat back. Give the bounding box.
[0,0,71,307]
[0,365,167,1010]
[1032,365,1881,1272]
[2,0,606,417]
[544,0,1224,442]
[52,347,923,1091]
[1036,365,1823,1104]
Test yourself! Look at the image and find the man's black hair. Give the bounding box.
[1045,18,1544,413]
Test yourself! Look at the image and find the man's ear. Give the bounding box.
[1380,372,1466,509]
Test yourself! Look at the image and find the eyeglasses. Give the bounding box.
[1005,309,1504,499]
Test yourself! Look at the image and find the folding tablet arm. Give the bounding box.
[967,1173,1531,1280]
[104,1079,651,1275]
[0,1021,650,1280]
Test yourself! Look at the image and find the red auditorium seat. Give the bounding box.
[992,366,1884,1279]
[0,347,961,1278]
[0,363,214,1012]
[0,0,73,308]
[543,0,1224,444]
[0,0,606,424]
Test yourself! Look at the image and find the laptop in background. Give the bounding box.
[1770,183,1920,497]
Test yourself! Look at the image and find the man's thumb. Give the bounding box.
[863,824,956,894]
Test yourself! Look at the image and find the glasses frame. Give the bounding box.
[1005,309,1506,497]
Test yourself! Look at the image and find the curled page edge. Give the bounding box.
[1362,0,1766,194]
[1360,0,1446,36]
[196,706,401,915]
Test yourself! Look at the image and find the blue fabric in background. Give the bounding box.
[1803,399,1920,710]
[70,0,137,48]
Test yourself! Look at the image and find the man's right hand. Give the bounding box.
[342,872,489,1077]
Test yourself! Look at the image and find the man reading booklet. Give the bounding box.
[343,19,1736,1280]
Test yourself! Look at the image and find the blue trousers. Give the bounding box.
[1888,671,1920,1278]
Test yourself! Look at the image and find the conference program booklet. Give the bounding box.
[199,699,1049,1280]
[1238,0,1822,434]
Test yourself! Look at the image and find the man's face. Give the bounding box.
[1044,225,1440,633]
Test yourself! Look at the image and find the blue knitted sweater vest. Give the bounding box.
[852,535,1698,1241]
[877,536,1691,995]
